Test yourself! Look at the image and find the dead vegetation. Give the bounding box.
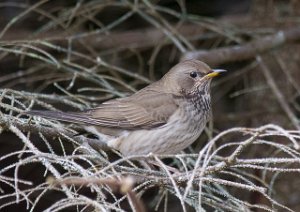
[1,0,300,211]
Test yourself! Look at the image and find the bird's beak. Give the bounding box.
[206,69,227,78]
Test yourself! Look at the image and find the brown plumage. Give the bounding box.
[26,59,224,156]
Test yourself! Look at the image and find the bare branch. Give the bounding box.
[182,27,300,66]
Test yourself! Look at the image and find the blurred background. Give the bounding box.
[0,0,300,211]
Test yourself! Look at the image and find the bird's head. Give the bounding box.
[162,59,225,96]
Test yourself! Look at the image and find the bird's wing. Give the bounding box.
[87,90,178,129]
[26,89,179,130]
[25,90,178,130]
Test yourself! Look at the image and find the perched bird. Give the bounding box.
[27,60,225,156]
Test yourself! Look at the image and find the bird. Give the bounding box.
[26,59,225,156]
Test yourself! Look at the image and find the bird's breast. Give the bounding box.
[190,92,211,113]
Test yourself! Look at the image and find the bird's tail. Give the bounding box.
[24,110,97,125]
[24,110,111,150]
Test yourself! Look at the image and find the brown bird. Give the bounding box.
[27,60,224,156]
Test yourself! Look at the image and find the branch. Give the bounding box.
[0,115,110,151]
[53,176,146,212]
[1,15,251,50]
[182,27,300,66]
[257,56,300,131]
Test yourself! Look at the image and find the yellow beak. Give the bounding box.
[206,69,226,78]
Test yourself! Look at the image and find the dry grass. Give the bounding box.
[1,1,300,211]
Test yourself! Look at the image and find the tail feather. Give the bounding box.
[25,110,98,125]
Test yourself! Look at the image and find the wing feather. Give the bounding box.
[87,90,178,129]
[26,86,179,130]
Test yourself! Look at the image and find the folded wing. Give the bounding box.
[88,90,178,129]
[27,90,179,130]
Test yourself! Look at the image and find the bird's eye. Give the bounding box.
[189,71,198,78]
